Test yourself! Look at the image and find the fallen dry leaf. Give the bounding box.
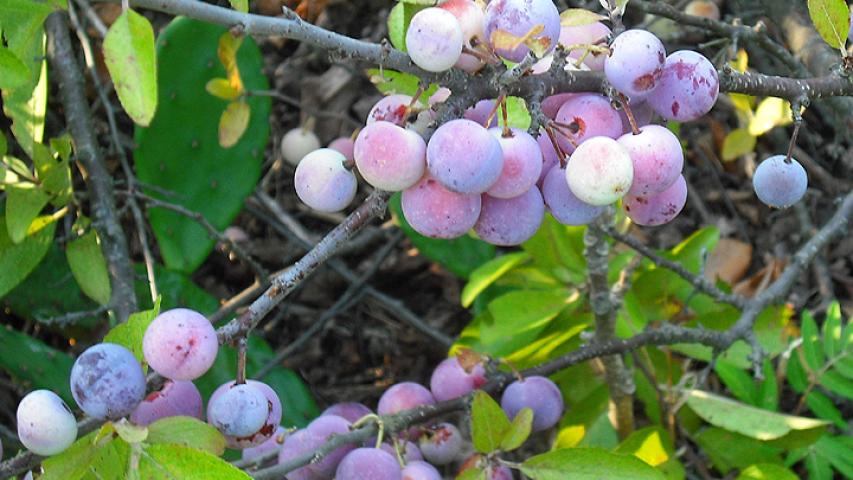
[704,238,753,285]
[733,257,786,297]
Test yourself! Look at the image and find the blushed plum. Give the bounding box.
[618,125,683,196]
[336,448,402,480]
[306,414,356,477]
[646,50,719,122]
[439,0,487,72]
[542,165,604,225]
[242,426,287,462]
[70,343,146,420]
[377,382,436,416]
[207,383,268,438]
[380,440,423,463]
[16,390,77,456]
[406,8,464,72]
[143,308,218,381]
[368,94,420,126]
[541,93,576,120]
[484,0,561,62]
[752,155,808,208]
[605,29,666,99]
[278,429,323,480]
[487,127,542,198]
[623,174,688,226]
[401,176,482,239]
[294,148,357,213]
[559,22,611,71]
[554,94,623,154]
[428,119,503,194]
[328,137,355,162]
[429,356,487,402]
[566,137,634,205]
[464,100,498,127]
[354,121,426,191]
[281,128,321,166]
[474,188,545,246]
[501,376,564,432]
[210,380,282,449]
[130,380,203,426]
[536,130,561,185]
[419,423,463,465]
[402,460,442,480]
[322,402,372,423]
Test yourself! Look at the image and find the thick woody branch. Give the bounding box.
[45,11,138,322]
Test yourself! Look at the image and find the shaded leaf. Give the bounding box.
[736,463,798,480]
[721,128,756,161]
[5,182,51,243]
[801,310,825,372]
[0,323,75,403]
[66,229,112,305]
[0,46,28,89]
[0,214,55,298]
[462,252,530,307]
[693,427,782,474]
[103,9,158,126]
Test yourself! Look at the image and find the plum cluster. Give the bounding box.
[243,355,564,480]
[14,308,282,456]
[289,0,809,242]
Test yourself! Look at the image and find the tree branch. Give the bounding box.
[45,11,138,322]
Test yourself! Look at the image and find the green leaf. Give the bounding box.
[114,420,149,443]
[218,100,250,148]
[737,463,799,480]
[103,298,162,370]
[807,0,850,48]
[521,448,665,480]
[504,96,531,130]
[0,323,75,403]
[814,434,853,478]
[721,128,756,161]
[801,310,825,372]
[41,427,117,480]
[0,46,28,89]
[228,0,248,13]
[35,141,72,205]
[500,407,533,451]
[386,2,428,52]
[0,214,55,298]
[687,390,828,441]
[5,182,51,243]
[757,360,779,411]
[715,360,758,405]
[366,69,438,103]
[693,427,782,474]
[456,468,485,480]
[134,18,271,273]
[803,391,846,428]
[615,426,673,468]
[786,350,808,392]
[822,301,842,358]
[748,97,792,136]
[147,416,226,455]
[483,289,572,352]
[461,252,530,307]
[66,230,112,305]
[102,9,158,126]
[471,390,511,453]
[139,443,252,479]
[559,8,607,26]
[389,192,495,278]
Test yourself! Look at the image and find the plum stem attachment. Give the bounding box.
[462,44,501,64]
[617,93,641,135]
[484,93,506,129]
[785,121,802,164]
[543,125,570,169]
[352,414,385,448]
[301,116,316,135]
[500,95,511,137]
[235,337,248,384]
[391,437,406,467]
[549,120,580,150]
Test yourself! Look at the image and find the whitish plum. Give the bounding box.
[541,165,604,225]
[752,155,808,208]
[294,148,357,213]
[143,308,218,381]
[17,390,77,456]
[566,137,634,205]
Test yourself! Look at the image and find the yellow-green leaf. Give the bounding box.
[147,416,226,456]
[721,128,756,161]
[471,390,511,453]
[521,448,665,480]
[114,420,149,443]
[615,426,672,467]
[462,252,530,307]
[205,78,242,101]
[228,0,248,13]
[736,463,799,480]
[139,443,251,479]
[729,49,749,73]
[102,9,158,126]
[66,229,111,305]
[217,32,244,92]
[807,0,850,49]
[559,8,606,27]
[104,298,161,369]
[687,390,829,441]
[500,407,533,451]
[218,100,251,148]
[748,97,792,136]
[6,182,50,243]
[0,46,28,89]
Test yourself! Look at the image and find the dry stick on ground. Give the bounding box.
[45,11,137,322]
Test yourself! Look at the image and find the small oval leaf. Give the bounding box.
[218,100,251,148]
[807,0,850,49]
[103,9,158,126]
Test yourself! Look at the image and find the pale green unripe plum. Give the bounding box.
[566,137,634,205]
[281,128,321,166]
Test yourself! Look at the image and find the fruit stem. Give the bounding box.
[543,125,569,168]
[500,95,511,137]
[785,121,802,164]
[618,93,641,135]
[484,93,506,129]
[235,337,247,384]
[548,121,580,149]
